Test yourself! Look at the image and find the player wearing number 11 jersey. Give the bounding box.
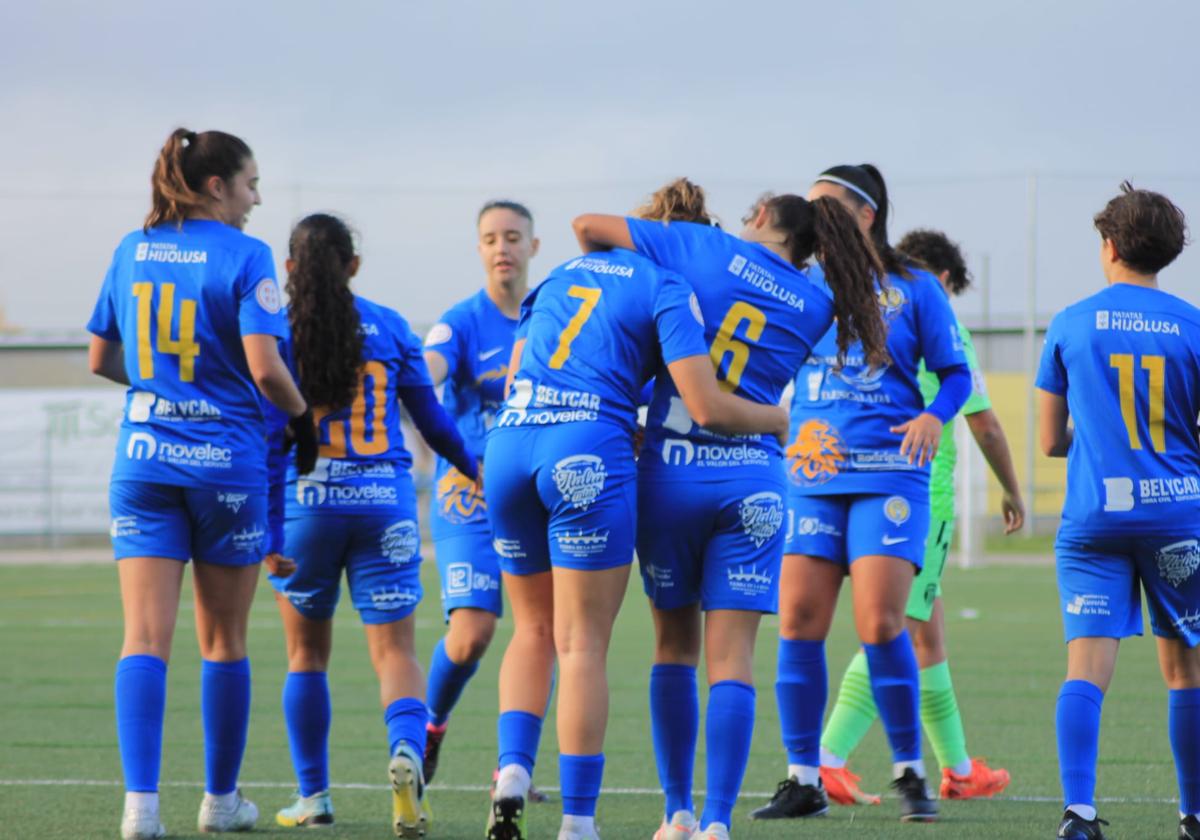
[1036,184,1200,840]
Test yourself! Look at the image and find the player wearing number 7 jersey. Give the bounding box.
[573,181,888,840]
[484,213,790,840]
[1036,183,1200,840]
[264,214,479,838]
[87,128,316,840]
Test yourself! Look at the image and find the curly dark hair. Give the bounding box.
[897,228,972,296]
[815,163,913,279]
[760,193,890,368]
[286,213,362,412]
[1094,181,1189,275]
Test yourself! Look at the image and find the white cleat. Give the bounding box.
[198,790,259,832]
[653,809,698,840]
[275,789,335,827]
[389,745,429,838]
[121,806,166,840]
[693,822,731,840]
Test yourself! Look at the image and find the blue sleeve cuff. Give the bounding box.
[925,364,972,424]
[399,385,478,480]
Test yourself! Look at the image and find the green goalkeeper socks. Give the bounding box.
[920,660,970,772]
[820,650,877,762]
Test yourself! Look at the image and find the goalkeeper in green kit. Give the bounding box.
[818,229,1026,806]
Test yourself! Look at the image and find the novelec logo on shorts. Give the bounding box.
[553,454,607,510]
[380,520,419,565]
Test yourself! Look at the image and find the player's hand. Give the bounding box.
[287,407,319,475]
[1001,491,1025,534]
[263,552,296,577]
[890,411,942,467]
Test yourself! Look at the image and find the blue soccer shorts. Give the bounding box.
[1056,531,1200,647]
[637,473,786,613]
[483,422,636,576]
[109,480,267,566]
[783,491,931,568]
[271,508,423,625]
[429,464,503,620]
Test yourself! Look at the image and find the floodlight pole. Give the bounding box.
[1023,173,1038,536]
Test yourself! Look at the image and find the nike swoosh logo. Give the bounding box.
[881,535,909,546]
[478,347,504,361]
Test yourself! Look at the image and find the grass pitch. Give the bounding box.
[0,558,1181,839]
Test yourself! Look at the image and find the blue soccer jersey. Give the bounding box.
[87,220,286,491]
[495,249,709,435]
[785,266,968,498]
[284,296,433,516]
[627,218,836,478]
[1036,283,1200,536]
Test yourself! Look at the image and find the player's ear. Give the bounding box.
[530,236,541,257]
[347,256,361,279]
[1101,237,1119,264]
[285,258,296,274]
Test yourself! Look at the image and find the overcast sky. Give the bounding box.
[1,0,1197,334]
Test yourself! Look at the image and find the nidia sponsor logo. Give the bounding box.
[739,491,784,548]
[135,242,208,263]
[1157,539,1200,588]
[218,492,249,513]
[553,454,608,510]
[381,520,419,564]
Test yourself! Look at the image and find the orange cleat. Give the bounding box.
[820,765,881,806]
[939,757,1011,800]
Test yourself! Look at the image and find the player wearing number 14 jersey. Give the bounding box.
[1036,184,1200,840]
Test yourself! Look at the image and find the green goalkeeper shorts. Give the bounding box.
[906,515,954,621]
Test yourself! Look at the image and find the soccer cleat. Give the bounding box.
[528,783,551,804]
[939,757,1011,800]
[198,790,259,833]
[749,777,829,819]
[820,765,881,806]
[275,790,334,828]
[121,805,166,840]
[652,809,698,840]
[692,822,730,840]
[389,745,429,838]
[486,794,527,840]
[423,722,447,784]
[890,769,938,823]
[1180,814,1200,840]
[556,827,600,840]
[1056,809,1108,839]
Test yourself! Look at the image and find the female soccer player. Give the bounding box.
[818,228,1022,806]
[87,128,317,840]
[751,164,971,824]
[420,200,539,784]
[574,180,888,840]
[266,213,479,837]
[1036,183,1200,840]
[484,225,791,840]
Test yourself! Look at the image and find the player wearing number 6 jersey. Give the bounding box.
[264,214,478,838]
[1036,184,1200,840]
[87,128,315,840]
[573,181,887,840]
[483,227,789,840]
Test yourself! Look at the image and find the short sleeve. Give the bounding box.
[653,272,709,364]
[87,258,121,340]
[236,243,287,338]
[1035,314,1068,396]
[958,323,992,415]
[514,285,541,341]
[424,307,463,375]
[626,218,713,273]
[393,314,434,388]
[915,276,968,373]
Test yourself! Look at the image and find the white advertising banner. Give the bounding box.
[0,388,125,535]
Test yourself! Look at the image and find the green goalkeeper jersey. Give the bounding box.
[918,318,991,520]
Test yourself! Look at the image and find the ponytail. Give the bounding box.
[815,163,912,278]
[762,194,890,368]
[144,127,252,231]
[286,214,363,412]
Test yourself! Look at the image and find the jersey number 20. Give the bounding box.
[1110,353,1166,451]
[317,360,390,458]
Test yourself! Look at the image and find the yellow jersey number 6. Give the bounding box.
[709,301,767,392]
[132,282,201,382]
[549,285,602,369]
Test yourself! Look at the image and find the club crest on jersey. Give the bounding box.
[739,491,784,548]
[255,278,281,314]
[884,496,911,526]
[381,520,419,565]
[552,454,607,510]
[1157,539,1200,588]
[785,419,846,486]
[437,467,486,523]
[877,284,905,320]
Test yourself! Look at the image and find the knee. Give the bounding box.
[858,613,907,647]
[778,603,831,641]
[199,634,247,662]
[445,626,495,665]
[555,623,608,662]
[655,636,701,667]
[1162,658,1200,690]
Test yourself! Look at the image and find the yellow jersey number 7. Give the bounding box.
[549,286,602,369]
[132,282,201,381]
[709,301,767,392]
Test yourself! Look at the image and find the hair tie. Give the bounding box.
[814,174,879,211]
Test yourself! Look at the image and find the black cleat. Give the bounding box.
[1180,814,1200,840]
[890,768,938,822]
[422,724,446,784]
[749,777,829,819]
[485,795,526,840]
[1057,809,1108,839]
